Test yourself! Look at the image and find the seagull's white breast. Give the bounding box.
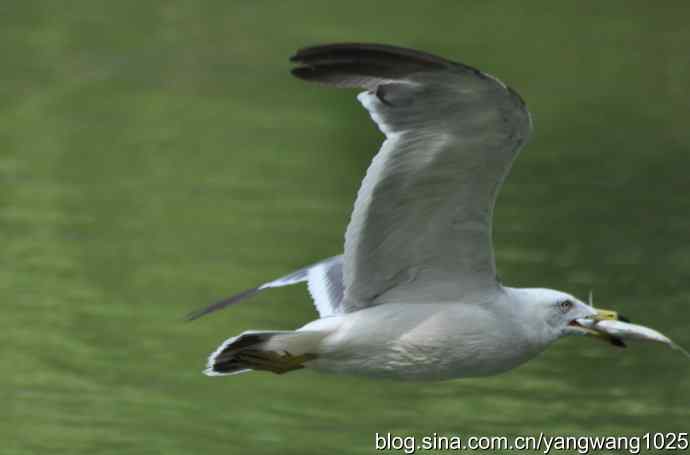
[305,300,547,381]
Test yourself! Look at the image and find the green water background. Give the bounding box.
[3,1,689,454]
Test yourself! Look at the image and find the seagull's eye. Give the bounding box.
[559,300,574,313]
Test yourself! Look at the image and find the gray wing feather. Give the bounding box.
[292,43,532,312]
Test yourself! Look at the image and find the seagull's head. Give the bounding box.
[514,288,624,346]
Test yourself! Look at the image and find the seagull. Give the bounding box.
[189,43,627,380]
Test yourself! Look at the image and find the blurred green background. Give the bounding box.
[3,1,689,454]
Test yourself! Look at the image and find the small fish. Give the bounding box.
[576,318,690,359]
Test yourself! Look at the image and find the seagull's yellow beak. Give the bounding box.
[590,308,621,321]
[579,308,629,348]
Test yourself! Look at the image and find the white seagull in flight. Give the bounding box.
[187,43,666,380]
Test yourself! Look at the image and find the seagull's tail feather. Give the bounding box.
[204,330,323,376]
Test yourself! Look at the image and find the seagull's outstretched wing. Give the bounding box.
[292,43,532,312]
[186,255,344,320]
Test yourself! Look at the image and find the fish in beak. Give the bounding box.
[571,300,690,359]
[569,307,629,348]
[567,292,632,347]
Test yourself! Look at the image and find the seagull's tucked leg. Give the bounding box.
[204,330,327,376]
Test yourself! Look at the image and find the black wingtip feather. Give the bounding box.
[290,43,453,68]
[289,42,457,88]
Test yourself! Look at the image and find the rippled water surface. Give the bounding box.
[3,2,689,454]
